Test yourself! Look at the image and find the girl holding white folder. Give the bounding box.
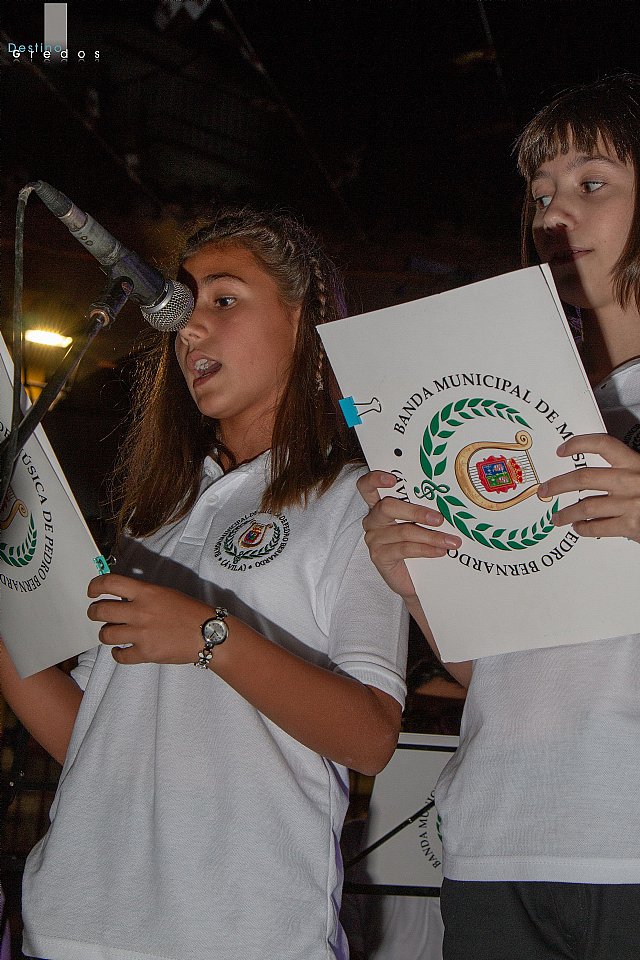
[358,73,640,959]
[0,207,407,960]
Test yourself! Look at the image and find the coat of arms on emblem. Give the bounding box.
[239,521,274,549]
[217,512,287,567]
[455,431,552,512]
[476,454,523,493]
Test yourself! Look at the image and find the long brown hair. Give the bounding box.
[115,206,362,538]
[516,73,640,312]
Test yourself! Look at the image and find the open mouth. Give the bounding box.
[192,357,222,383]
[194,358,214,372]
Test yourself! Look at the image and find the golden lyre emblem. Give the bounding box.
[454,431,552,512]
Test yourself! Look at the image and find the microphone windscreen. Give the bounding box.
[140,280,193,332]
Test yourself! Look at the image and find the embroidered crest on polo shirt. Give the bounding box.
[214,511,290,571]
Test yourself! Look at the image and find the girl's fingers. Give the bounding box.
[552,494,640,541]
[356,470,397,508]
[97,623,136,646]
[375,540,451,561]
[365,522,461,554]
[539,467,630,499]
[111,644,144,665]
[87,572,138,599]
[363,496,445,530]
[87,598,132,625]
[552,494,623,528]
[557,434,640,468]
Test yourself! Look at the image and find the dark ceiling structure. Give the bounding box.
[3,1,640,312]
[1,0,639,527]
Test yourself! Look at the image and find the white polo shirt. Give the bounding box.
[22,454,408,960]
[436,362,640,884]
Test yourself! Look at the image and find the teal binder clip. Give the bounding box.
[93,555,110,575]
[339,396,382,428]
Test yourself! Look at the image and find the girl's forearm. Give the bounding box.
[88,575,403,774]
[211,616,402,775]
[0,641,83,764]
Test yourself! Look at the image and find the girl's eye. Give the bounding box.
[215,296,237,308]
[534,195,552,210]
[583,180,604,193]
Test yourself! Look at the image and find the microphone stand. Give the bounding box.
[0,276,133,506]
[344,798,436,872]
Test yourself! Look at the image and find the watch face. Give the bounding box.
[202,617,228,644]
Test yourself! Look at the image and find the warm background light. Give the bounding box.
[25,330,73,348]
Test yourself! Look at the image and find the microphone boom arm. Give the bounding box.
[29,181,193,331]
[0,180,193,507]
[0,278,134,502]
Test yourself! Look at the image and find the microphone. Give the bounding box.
[29,181,193,332]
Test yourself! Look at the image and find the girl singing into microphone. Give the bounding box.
[1,207,407,960]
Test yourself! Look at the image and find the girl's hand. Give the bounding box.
[356,470,462,601]
[538,434,640,542]
[87,574,214,665]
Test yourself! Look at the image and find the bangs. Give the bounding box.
[517,118,633,182]
[516,74,640,313]
[516,76,640,180]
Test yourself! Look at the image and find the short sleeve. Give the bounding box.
[70,645,99,691]
[318,480,409,706]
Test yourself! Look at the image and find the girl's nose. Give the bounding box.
[177,306,208,343]
[541,192,576,231]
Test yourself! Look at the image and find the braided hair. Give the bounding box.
[115,206,362,537]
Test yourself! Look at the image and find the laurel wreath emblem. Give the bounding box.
[0,513,38,567]
[223,521,282,563]
[414,398,558,551]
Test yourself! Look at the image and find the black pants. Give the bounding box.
[441,879,640,960]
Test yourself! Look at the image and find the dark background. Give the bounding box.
[1,0,639,534]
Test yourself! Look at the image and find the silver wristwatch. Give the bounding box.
[194,607,229,668]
